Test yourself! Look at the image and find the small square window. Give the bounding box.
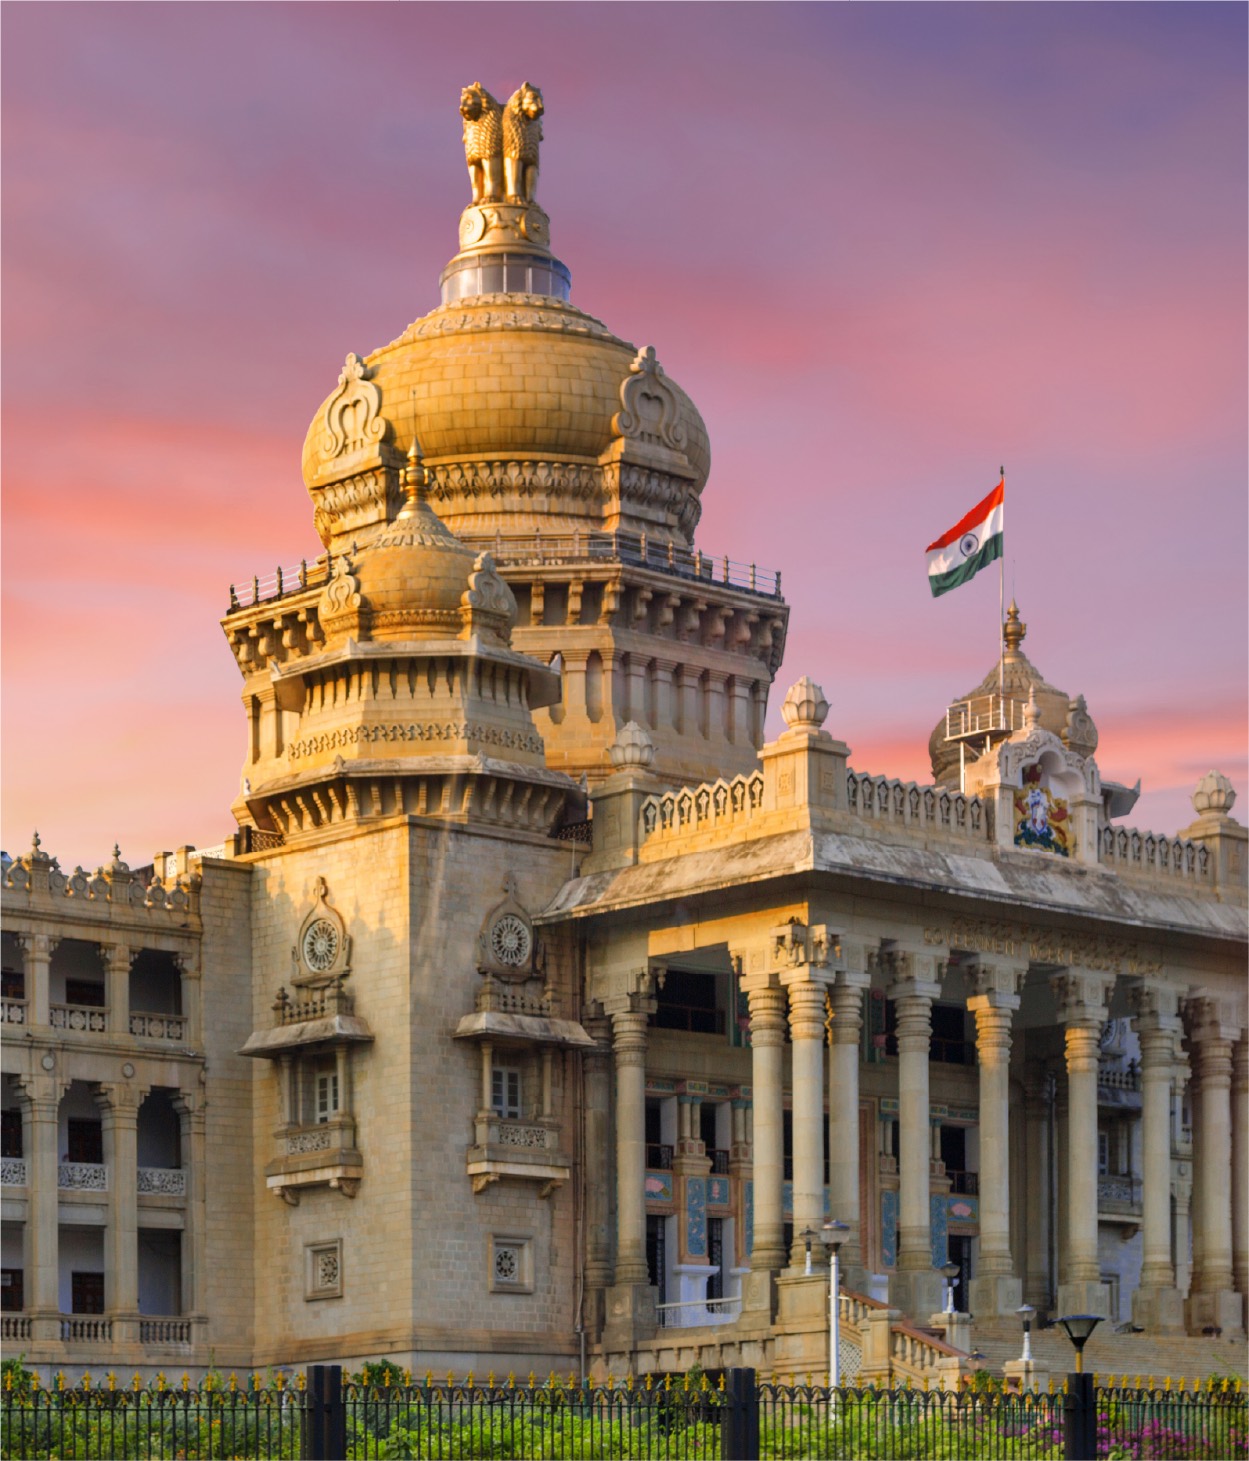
[491,1067,522,1120]
[489,1234,533,1293]
[305,1239,343,1301]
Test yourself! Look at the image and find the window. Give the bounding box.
[315,1071,340,1124]
[492,1066,522,1120]
[65,979,105,1008]
[707,1219,724,1302]
[1,1110,21,1159]
[652,970,725,1036]
[71,1272,105,1314]
[66,1119,103,1164]
[0,1269,22,1312]
[1,969,23,1000]
[489,1234,534,1293]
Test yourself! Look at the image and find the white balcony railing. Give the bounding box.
[137,1166,186,1196]
[656,1295,742,1329]
[1,1157,27,1186]
[59,1161,108,1191]
[130,1011,187,1041]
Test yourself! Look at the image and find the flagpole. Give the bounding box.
[998,465,1005,717]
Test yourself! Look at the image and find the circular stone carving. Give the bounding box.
[489,914,532,968]
[121,1062,136,1079]
[459,208,487,246]
[40,1053,55,1071]
[302,919,341,973]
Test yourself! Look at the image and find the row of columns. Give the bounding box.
[594,948,1246,1334]
[13,1076,205,1339]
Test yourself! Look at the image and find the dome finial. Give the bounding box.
[1003,599,1026,656]
[401,438,429,515]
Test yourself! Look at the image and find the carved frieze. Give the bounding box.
[286,720,545,762]
[921,918,1162,976]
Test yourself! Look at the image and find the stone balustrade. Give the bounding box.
[140,1318,194,1345]
[2,857,199,915]
[2,1316,32,1341]
[477,1116,559,1151]
[1,1157,27,1187]
[138,1166,186,1196]
[61,1317,113,1342]
[639,771,765,846]
[58,1161,108,1191]
[130,1011,188,1041]
[846,771,989,841]
[1099,825,1211,885]
[0,997,26,1025]
[49,1002,107,1033]
[1098,1173,1143,1210]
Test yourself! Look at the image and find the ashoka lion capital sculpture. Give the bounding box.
[460,80,544,204]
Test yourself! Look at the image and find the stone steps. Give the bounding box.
[970,1319,1248,1383]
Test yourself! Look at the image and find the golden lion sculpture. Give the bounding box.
[503,83,544,204]
[460,82,503,203]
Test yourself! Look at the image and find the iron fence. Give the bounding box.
[0,1366,1244,1459]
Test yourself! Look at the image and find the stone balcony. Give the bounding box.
[1098,1172,1143,1229]
[265,1116,362,1204]
[466,1114,569,1198]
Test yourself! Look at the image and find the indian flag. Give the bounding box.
[926,479,1004,598]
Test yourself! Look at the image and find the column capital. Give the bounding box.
[1129,979,1181,1034]
[102,941,135,973]
[94,1082,140,1119]
[1233,1037,1249,1091]
[1050,967,1114,1027]
[964,956,1027,1007]
[771,920,839,976]
[1182,993,1243,1048]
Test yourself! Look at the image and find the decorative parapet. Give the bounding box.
[59,1162,107,1191]
[49,1002,108,1033]
[129,1012,187,1041]
[273,981,354,1026]
[140,1318,194,1346]
[1,837,201,921]
[639,771,764,845]
[1,1157,27,1186]
[1099,825,1212,886]
[846,771,990,842]
[1,998,26,1025]
[62,1317,112,1343]
[137,1166,186,1196]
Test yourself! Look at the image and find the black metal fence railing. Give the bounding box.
[1,1366,1244,1460]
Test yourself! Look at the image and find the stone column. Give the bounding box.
[1184,997,1243,1334]
[97,1082,141,1337]
[1051,969,1112,1317]
[610,1008,650,1285]
[744,979,788,1272]
[24,934,57,1027]
[20,1080,60,1338]
[582,1012,614,1304]
[104,943,132,1038]
[1130,983,1184,1332]
[174,1091,207,1320]
[828,966,872,1287]
[887,953,945,1317]
[1022,1068,1052,1309]
[785,977,828,1266]
[1233,1038,1248,1323]
[967,958,1025,1317]
[176,951,202,1046]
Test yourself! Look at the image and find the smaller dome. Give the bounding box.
[317,447,516,645]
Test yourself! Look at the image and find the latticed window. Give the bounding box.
[315,1071,339,1124]
[492,1066,522,1119]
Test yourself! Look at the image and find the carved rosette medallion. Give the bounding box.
[477,874,538,981]
[292,877,352,989]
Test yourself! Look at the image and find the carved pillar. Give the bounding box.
[887,952,945,1318]
[785,978,827,1266]
[24,933,57,1027]
[828,966,872,1286]
[174,1091,207,1319]
[1130,983,1184,1332]
[104,943,132,1037]
[176,952,202,1046]
[1184,997,1244,1334]
[744,980,787,1272]
[20,1082,60,1333]
[1051,969,1112,1317]
[610,1007,651,1285]
[1022,1067,1052,1308]
[966,958,1025,1317]
[97,1082,140,1335]
[582,1013,614,1300]
[1233,1038,1248,1322]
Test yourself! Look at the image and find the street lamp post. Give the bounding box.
[1057,1314,1102,1461]
[821,1220,849,1391]
[941,1261,960,1315]
[1017,1304,1036,1364]
[799,1226,818,1277]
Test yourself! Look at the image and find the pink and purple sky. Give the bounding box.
[3,3,1246,864]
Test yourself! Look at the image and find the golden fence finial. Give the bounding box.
[83,1371,93,1391]
[488,1371,496,1389]
[529,1370,537,1388]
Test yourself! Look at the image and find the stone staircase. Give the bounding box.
[971,1318,1248,1384]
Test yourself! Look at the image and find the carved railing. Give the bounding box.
[639,771,765,846]
[140,1317,193,1345]
[890,1320,964,1380]
[59,1162,108,1191]
[1,1316,32,1340]
[2,1158,27,1186]
[945,694,1026,743]
[130,1011,187,1041]
[846,771,989,841]
[1098,1174,1142,1210]
[1098,1058,1141,1093]
[138,1166,186,1196]
[227,533,783,613]
[2,859,198,914]
[286,1127,334,1155]
[273,982,353,1025]
[50,1002,107,1033]
[0,997,26,1024]
[61,1317,113,1342]
[1099,826,1211,885]
[476,981,551,1017]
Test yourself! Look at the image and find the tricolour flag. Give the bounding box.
[925,479,1004,598]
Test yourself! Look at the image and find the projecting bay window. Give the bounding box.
[492,1066,523,1121]
[315,1070,340,1124]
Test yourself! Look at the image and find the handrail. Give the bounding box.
[656,1295,742,1329]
